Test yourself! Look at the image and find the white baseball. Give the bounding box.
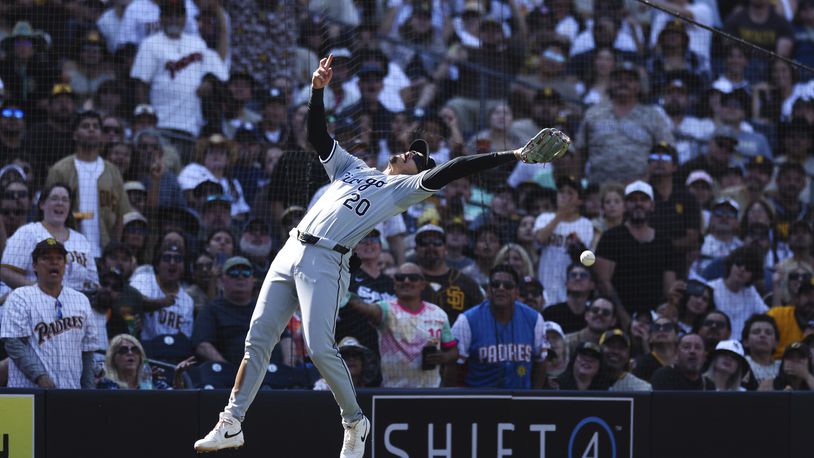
[580,250,596,267]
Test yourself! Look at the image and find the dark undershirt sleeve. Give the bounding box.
[420,151,518,191]
[3,337,48,383]
[306,88,334,160]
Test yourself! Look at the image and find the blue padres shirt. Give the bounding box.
[451,300,547,389]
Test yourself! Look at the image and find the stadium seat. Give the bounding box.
[261,362,321,389]
[141,333,195,364]
[186,361,238,389]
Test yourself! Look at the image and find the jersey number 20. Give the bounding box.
[343,193,371,216]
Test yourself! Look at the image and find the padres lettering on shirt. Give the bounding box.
[0,285,98,389]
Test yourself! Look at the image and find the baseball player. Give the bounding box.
[0,238,98,389]
[194,55,570,457]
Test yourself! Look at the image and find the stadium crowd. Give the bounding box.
[1,0,814,392]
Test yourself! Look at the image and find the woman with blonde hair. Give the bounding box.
[177,133,250,218]
[97,334,193,389]
[493,243,535,278]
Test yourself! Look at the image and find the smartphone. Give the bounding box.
[214,252,228,269]
[421,345,439,370]
[685,281,706,297]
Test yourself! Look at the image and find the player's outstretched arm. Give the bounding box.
[421,128,570,190]
[307,55,336,160]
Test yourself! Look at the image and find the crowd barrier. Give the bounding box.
[0,389,809,458]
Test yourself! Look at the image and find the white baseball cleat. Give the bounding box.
[194,412,244,453]
[339,415,370,458]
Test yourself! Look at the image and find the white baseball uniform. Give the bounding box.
[129,271,194,341]
[225,141,437,423]
[0,285,98,388]
[1,222,99,291]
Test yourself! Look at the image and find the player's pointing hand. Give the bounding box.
[312,54,334,90]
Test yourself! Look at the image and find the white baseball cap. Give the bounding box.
[543,321,565,339]
[624,180,654,200]
[415,224,445,238]
[713,197,740,212]
[123,211,147,226]
[685,170,713,186]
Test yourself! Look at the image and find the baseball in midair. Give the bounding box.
[580,250,596,267]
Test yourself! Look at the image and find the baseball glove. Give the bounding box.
[519,128,571,164]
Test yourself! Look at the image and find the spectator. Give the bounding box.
[449,265,548,389]
[793,0,814,73]
[648,142,702,275]
[118,0,199,49]
[178,134,250,219]
[580,47,619,105]
[742,314,781,384]
[660,78,716,165]
[723,155,774,212]
[543,263,596,333]
[123,181,147,216]
[651,333,712,390]
[238,218,273,273]
[1,183,99,291]
[696,310,733,352]
[46,111,132,257]
[633,316,680,382]
[192,257,270,366]
[98,242,152,338]
[542,321,569,388]
[221,73,261,139]
[257,87,290,147]
[24,84,78,183]
[718,89,773,160]
[519,276,545,313]
[565,296,617,356]
[601,329,652,391]
[469,185,521,242]
[596,181,677,325]
[574,62,674,184]
[187,251,215,313]
[97,333,193,389]
[649,0,714,70]
[768,276,814,358]
[336,63,394,146]
[414,224,483,324]
[466,104,526,156]
[346,262,457,388]
[0,180,31,246]
[313,337,380,391]
[592,182,625,241]
[515,214,541,270]
[63,30,115,103]
[0,101,26,159]
[691,198,743,275]
[723,0,794,80]
[514,44,581,108]
[122,211,149,261]
[132,129,186,210]
[769,162,810,241]
[758,341,814,390]
[685,171,714,231]
[442,10,528,136]
[104,142,134,181]
[129,241,194,341]
[97,0,130,53]
[534,176,593,305]
[336,229,396,356]
[444,219,475,271]
[679,125,739,182]
[647,20,709,97]
[774,266,813,309]
[0,238,98,389]
[774,220,814,293]
[556,341,611,390]
[707,246,768,337]
[462,225,502,287]
[204,228,235,264]
[230,126,267,205]
[0,22,57,119]
[676,279,716,333]
[130,0,227,139]
[703,339,750,391]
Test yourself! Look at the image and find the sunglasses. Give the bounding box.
[1,108,24,119]
[712,208,737,218]
[161,253,184,264]
[588,306,612,317]
[489,280,516,290]
[648,153,673,162]
[703,319,727,329]
[789,273,812,282]
[226,267,253,278]
[358,236,380,245]
[568,271,590,280]
[4,190,29,199]
[651,322,676,332]
[55,299,63,320]
[125,225,148,235]
[1,208,26,216]
[394,273,424,282]
[416,239,444,247]
[116,345,142,356]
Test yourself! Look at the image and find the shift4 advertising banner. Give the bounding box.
[372,395,634,458]
[0,395,35,458]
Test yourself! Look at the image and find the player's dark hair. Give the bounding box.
[38,182,77,230]
[489,264,519,285]
[741,313,780,346]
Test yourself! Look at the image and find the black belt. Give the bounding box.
[296,231,350,255]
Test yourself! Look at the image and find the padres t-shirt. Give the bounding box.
[129,271,194,341]
[452,301,548,389]
[0,285,98,388]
